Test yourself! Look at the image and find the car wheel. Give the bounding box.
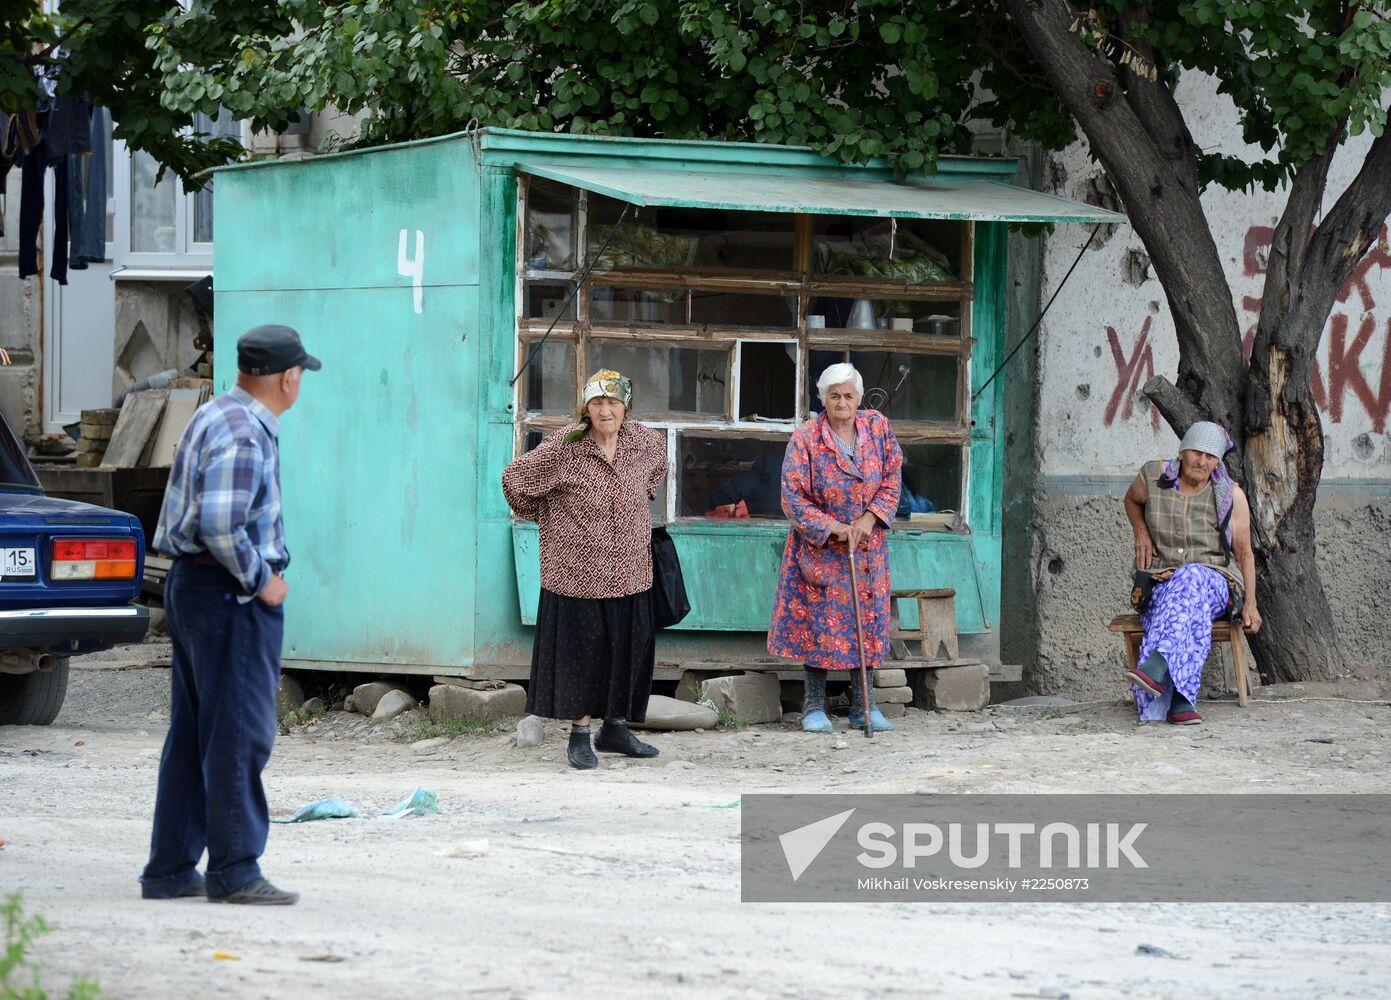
[0,658,70,726]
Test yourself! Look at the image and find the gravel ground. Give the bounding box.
[1,647,1388,999]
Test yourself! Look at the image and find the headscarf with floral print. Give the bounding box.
[563,369,633,444]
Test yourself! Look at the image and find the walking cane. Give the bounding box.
[847,544,874,739]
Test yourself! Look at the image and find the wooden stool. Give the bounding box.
[891,589,957,661]
[1107,613,1250,707]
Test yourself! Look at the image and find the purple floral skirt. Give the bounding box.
[1134,563,1230,720]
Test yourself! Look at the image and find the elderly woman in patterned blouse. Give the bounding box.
[502,370,669,769]
[1123,420,1262,725]
[768,362,903,733]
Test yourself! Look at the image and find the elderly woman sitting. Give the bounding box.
[1123,420,1262,725]
[768,362,903,733]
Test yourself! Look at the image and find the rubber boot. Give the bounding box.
[567,725,598,769]
[1126,650,1170,698]
[801,667,832,733]
[849,669,894,731]
[595,719,659,758]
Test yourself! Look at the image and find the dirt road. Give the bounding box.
[3,650,1389,999]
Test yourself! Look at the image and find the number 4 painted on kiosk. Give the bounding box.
[398,228,425,314]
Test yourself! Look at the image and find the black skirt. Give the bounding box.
[525,587,656,722]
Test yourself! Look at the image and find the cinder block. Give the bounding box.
[873,668,907,688]
[429,682,526,722]
[874,685,914,705]
[912,663,990,712]
[878,702,906,720]
[700,672,782,724]
[676,669,738,703]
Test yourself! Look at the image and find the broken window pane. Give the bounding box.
[520,340,576,416]
[524,282,576,321]
[588,195,796,272]
[900,443,964,516]
[807,351,959,422]
[690,290,799,328]
[524,178,576,271]
[812,216,963,282]
[588,342,726,417]
[677,435,789,517]
[590,287,687,325]
[737,342,797,420]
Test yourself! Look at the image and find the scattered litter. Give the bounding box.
[300,954,347,963]
[271,798,359,824]
[74,741,85,747]
[1135,943,1183,959]
[0,838,7,850]
[1305,737,1335,744]
[213,951,240,961]
[521,815,566,824]
[382,787,439,819]
[710,798,741,809]
[438,839,490,859]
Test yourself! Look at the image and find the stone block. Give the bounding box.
[675,669,738,703]
[81,408,120,426]
[878,703,907,720]
[350,681,409,717]
[873,668,908,688]
[276,674,305,714]
[429,682,526,722]
[372,689,417,721]
[912,663,990,712]
[630,694,718,731]
[874,685,913,705]
[75,453,102,468]
[699,673,782,725]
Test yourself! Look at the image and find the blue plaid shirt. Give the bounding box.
[153,386,288,600]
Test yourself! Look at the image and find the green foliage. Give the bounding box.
[1,895,102,1000]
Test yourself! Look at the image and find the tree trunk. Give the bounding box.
[1241,343,1344,683]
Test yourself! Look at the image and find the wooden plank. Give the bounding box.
[101,391,168,469]
[146,388,203,467]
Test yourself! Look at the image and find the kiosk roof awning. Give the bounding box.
[516,162,1125,225]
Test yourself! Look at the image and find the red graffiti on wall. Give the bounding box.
[1104,315,1161,431]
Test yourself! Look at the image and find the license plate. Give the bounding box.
[1,547,37,580]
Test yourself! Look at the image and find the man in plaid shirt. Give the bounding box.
[140,324,320,906]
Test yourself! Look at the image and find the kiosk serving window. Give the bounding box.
[515,178,973,524]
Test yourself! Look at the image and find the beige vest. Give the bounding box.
[1141,460,1242,594]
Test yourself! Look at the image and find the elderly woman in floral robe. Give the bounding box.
[768,362,903,733]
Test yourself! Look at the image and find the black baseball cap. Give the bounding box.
[237,324,322,375]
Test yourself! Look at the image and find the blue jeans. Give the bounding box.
[140,559,283,898]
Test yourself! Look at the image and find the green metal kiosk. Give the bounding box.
[211,128,1120,679]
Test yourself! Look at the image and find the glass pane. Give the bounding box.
[812,216,962,282]
[192,109,240,245]
[737,342,797,420]
[524,179,576,271]
[807,296,962,335]
[588,195,794,271]
[806,351,959,422]
[690,290,798,328]
[130,149,177,253]
[588,342,726,417]
[590,286,686,325]
[520,340,576,416]
[647,429,669,523]
[900,443,964,516]
[677,435,789,518]
[524,282,576,321]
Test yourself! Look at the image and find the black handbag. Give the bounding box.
[651,526,690,628]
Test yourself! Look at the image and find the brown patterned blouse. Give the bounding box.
[502,420,668,599]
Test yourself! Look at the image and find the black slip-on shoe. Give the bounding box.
[207,877,299,906]
[142,875,206,900]
[595,722,660,758]
[567,730,599,770]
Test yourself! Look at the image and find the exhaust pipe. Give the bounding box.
[0,652,61,675]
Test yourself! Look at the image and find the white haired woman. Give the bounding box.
[768,362,903,732]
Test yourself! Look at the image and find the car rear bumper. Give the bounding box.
[0,605,150,653]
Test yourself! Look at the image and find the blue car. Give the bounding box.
[1,412,149,725]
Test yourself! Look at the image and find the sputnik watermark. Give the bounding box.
[742,794,1391,902]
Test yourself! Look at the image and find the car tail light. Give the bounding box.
[51,538,138,580]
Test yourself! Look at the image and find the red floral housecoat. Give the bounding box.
[768,410,903,671]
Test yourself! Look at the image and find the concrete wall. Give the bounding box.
[112,281,208,397]
[1021,74,1391,694]
[0,165,42,441]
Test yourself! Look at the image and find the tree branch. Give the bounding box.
[1142,374,1203,435]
